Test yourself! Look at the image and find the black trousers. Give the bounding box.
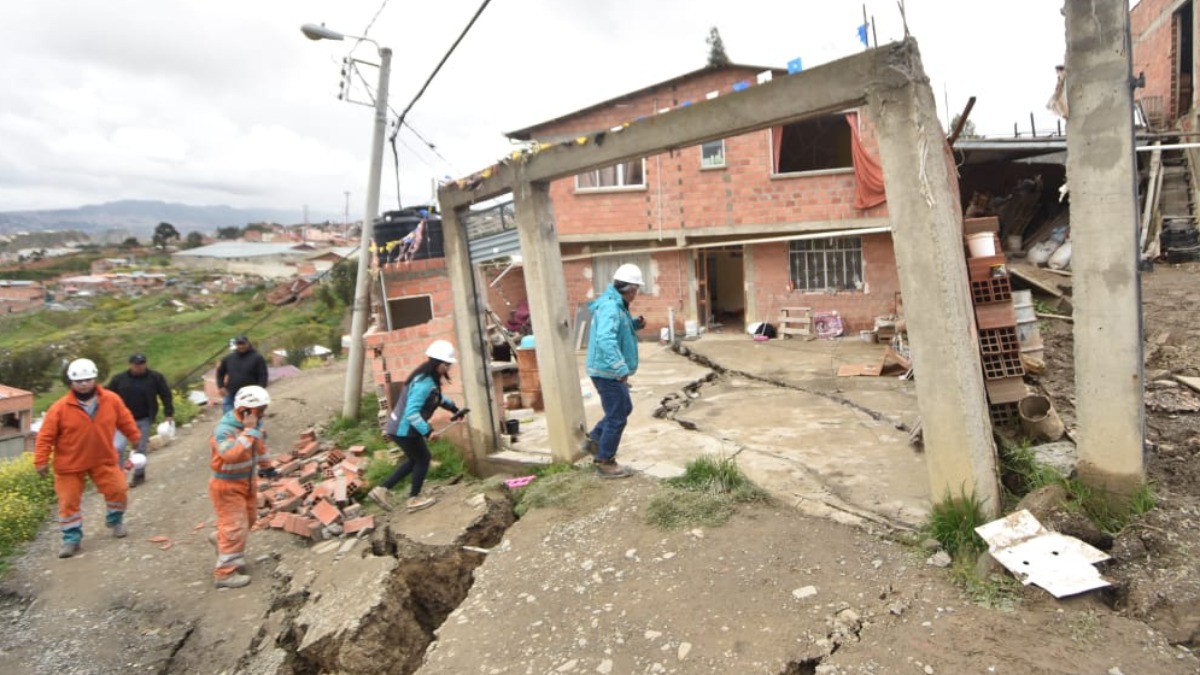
[381,431,431,497]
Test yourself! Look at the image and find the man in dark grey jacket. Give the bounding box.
[216,335,269,414]
[108,353,174,487]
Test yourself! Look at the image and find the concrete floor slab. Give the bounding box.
[495,334,931,528]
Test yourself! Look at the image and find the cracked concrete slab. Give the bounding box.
[498,335,930,528]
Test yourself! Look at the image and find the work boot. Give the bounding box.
[406,495,436,512]
[214,573,251,589]
[594,460,634,479]
[207,530,218,548]
[129,473,146,489]
[368,486,393,511]
[58,542,82,559]
[111,522,128,538]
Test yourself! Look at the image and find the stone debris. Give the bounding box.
[926,550,952,568]
[793,585,818,600]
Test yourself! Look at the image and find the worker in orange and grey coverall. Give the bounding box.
[34,358,142,559]
[207,385,276,589]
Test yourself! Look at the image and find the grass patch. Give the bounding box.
[513,469,598,517]
[645,454,768,530]
[924,489,988,559]
[998,439,1062,504]
[1061,479,1157,534]
[664,454,770,503]
[645,487,735,529]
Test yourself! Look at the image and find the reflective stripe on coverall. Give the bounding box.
[208,411,271,580]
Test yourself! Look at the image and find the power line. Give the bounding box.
[361,0,392,38]
[392,0,493,132]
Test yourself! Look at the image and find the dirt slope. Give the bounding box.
[0,363,348,674]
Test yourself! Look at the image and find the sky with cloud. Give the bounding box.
[0,0,1076,221]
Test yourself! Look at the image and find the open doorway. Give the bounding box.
[697,246,746,333]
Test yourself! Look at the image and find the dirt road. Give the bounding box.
[0,363,348,674]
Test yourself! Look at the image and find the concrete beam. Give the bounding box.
[439,44,912,210]
[1064,0,1146,495]
[441,205,498,471]
[867,42,1001,515]
[511,175,588,463]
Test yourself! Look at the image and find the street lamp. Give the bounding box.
[301,22,393,420]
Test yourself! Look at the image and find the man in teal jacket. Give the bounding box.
[584,263,646,478]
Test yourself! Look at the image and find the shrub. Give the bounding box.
[0,454,56,557]
[925,489,987,559]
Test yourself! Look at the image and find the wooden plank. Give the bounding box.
[1174,375,1200,394]
[1008,263,1066,298]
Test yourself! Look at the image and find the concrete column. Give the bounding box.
[1064,0,1145,495]
[512,175,588,463]
[440,205,497,471]
[867,42,1001,515]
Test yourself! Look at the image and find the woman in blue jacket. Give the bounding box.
[369,340,465,512]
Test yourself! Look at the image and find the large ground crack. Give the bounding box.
[658,344,910,432]
[236,490,517,675]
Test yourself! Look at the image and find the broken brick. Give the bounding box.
[311,498,343,526]
[269,512,289,529]
[333,476,348,505]
[347,444,366,456]
[274,494,304,513]
[295,441,319,458]
[327,449,346,464]
[343,516,375,535]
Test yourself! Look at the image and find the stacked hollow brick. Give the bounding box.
[252,429,376,541]
[965,218,1026,430]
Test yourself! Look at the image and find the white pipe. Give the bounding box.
[668,306,675,343]
[1137,142,1200,151]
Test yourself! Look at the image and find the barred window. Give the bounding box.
[788,237,863,291]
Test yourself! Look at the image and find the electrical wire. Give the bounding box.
[361,0,391,39]
[391,0,493,132]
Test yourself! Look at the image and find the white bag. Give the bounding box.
[1047,241,1072,270]
[157,420,176,439]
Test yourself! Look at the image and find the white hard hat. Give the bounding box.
[613,263,644,286]
[425,339,457,364]
[129,452,148,470]
[67,358,99,381]
[234,385,271,409]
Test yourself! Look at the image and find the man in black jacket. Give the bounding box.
[108,353,175,488]
[216,335,269,414]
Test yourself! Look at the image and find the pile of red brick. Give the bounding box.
[253,428,377,541]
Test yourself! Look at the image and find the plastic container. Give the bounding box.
[519,335,536,349]
[1019,395,1064,442]
[966,232,997,258]
[859,330,877,343]
[1013,290,1036,322]
[684,320,699,338]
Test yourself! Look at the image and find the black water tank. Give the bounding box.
[374,207,444,264]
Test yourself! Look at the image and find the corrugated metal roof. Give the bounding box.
[173,242,315,259]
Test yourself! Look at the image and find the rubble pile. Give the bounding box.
[253,428,376,541]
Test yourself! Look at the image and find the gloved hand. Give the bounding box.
[258,467,280,480]
[634,315,646,330]
[450,408,470,422]
[36,465,50,479]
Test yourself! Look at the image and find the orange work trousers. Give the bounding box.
[208,477,257,580]
[55,463,127,544]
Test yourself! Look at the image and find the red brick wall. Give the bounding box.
[367,258,460,405]
[747,233,900,333]
[1131,0,1192,121]
[481,263,528,325]
[521,68,889,238]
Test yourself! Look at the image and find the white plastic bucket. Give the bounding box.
[684,320,699,338]
[966,232,997,258]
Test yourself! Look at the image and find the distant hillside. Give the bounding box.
[0,200,341,238]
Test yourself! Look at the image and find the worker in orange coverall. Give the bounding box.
[207,385,276,589]
[34,358,142,559]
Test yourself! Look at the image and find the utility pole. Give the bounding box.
[343,46,392,419]
[344,190,351,238]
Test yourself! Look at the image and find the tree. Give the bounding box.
[949,114,979,140]
[216,226,242,240]
[706,27,730,67]
[121,237,140,249]
[0,347,58,394]
[184,231,205,249]
[152,222,181,250]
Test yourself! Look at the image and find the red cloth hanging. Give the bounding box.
[845,112,887,210]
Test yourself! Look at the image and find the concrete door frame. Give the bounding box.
[439,40,1003,511]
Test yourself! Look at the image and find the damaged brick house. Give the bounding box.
[364,62,904,420]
